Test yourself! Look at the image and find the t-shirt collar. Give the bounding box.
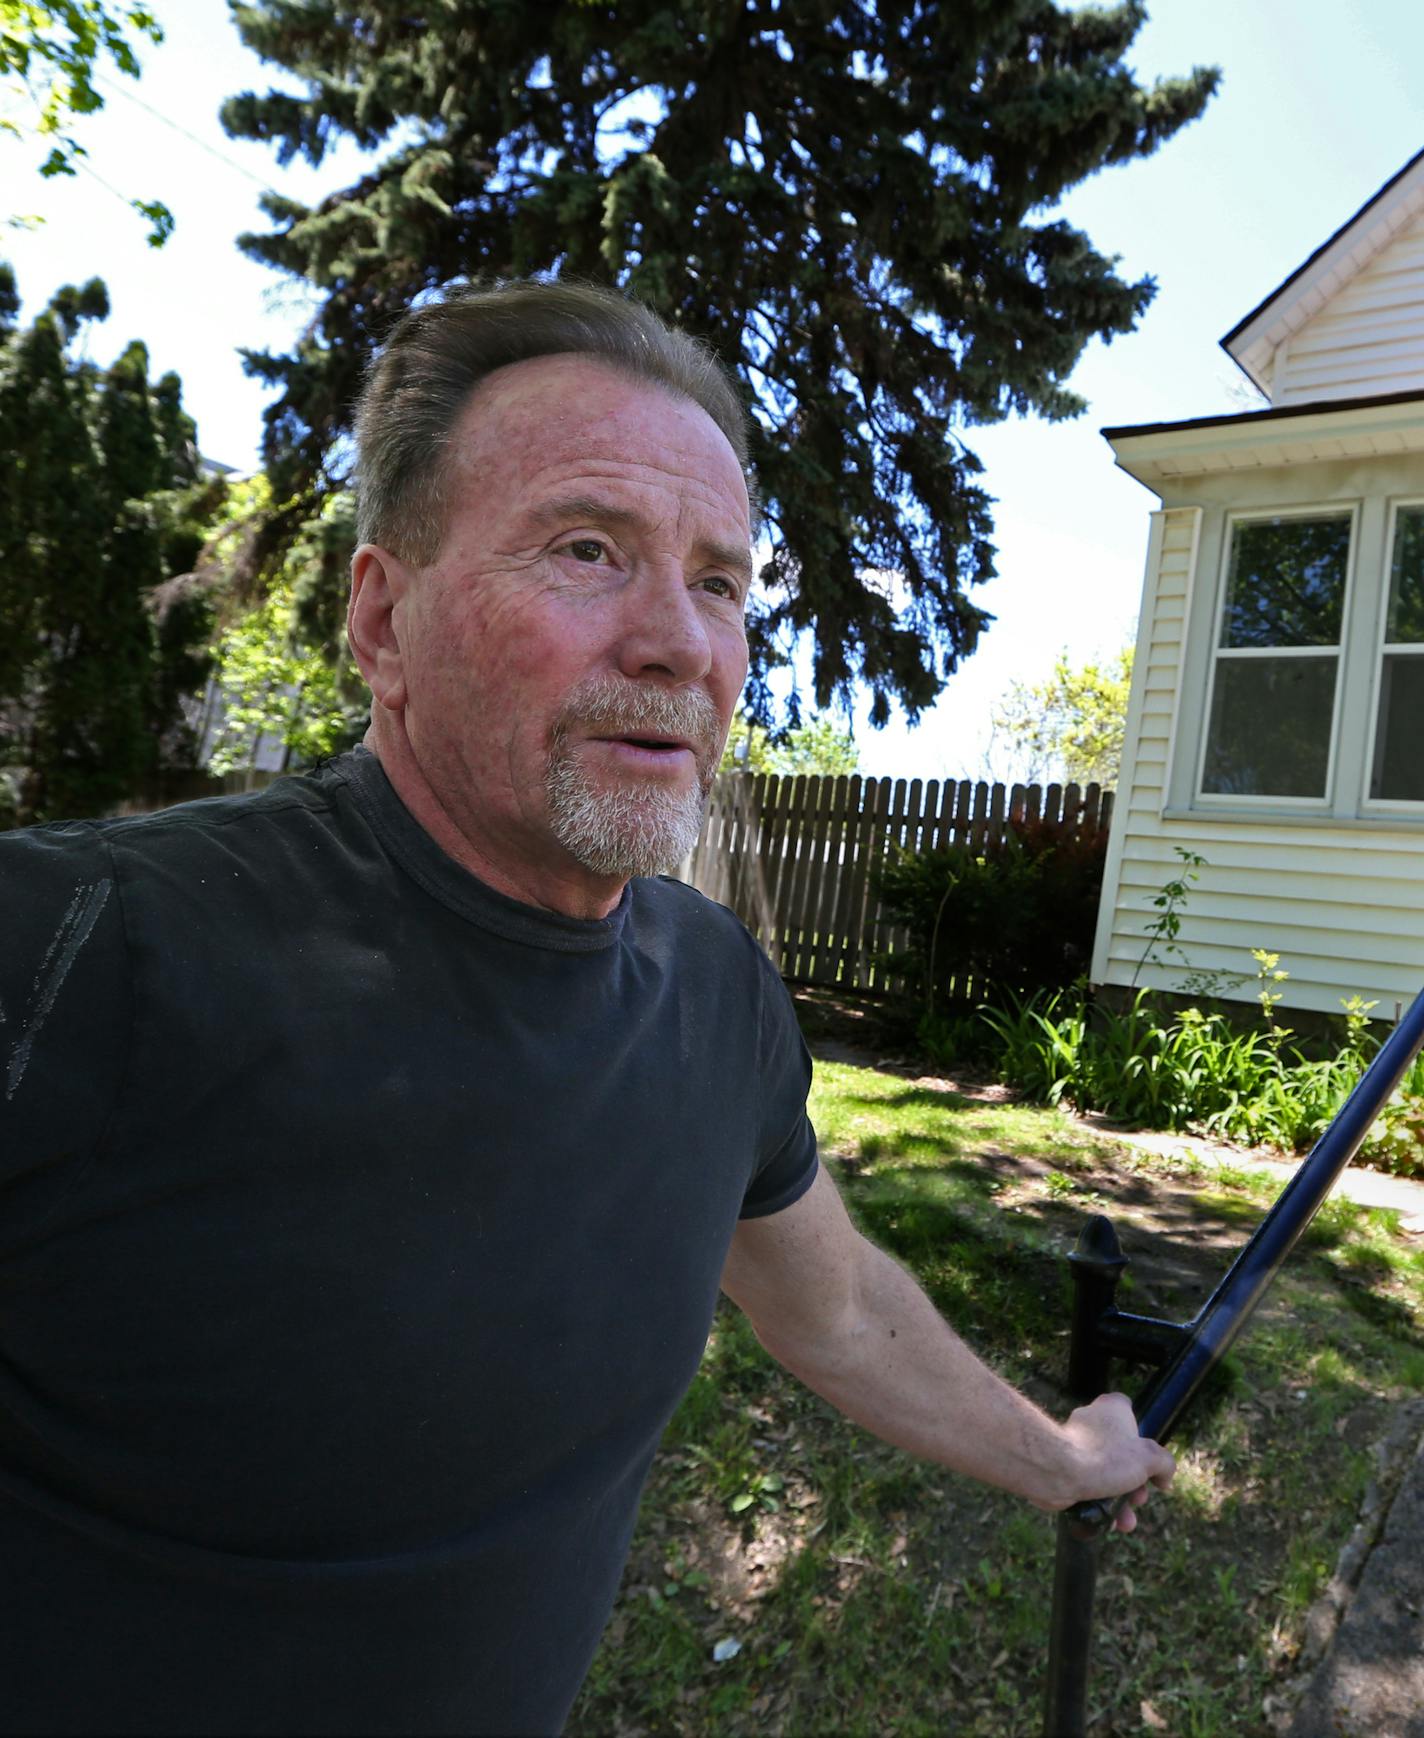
[330,747,631,952]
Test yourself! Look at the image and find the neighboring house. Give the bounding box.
[1092,147,1424,1018]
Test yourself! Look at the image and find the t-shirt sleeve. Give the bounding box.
[1,822,129,1188]
[740,951,819,1220]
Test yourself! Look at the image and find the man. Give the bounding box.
[1,280,1171,1736]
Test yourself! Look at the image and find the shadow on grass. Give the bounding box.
[844,1084,981,1113]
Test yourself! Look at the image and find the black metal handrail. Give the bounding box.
[1044,987,1424,1736]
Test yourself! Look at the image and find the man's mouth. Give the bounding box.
[601,734,691,754]
[551,675,720,778]
[586,733,700,773]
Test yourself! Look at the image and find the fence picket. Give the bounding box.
[781,775,823,979]
[987,782,1005,854]
[841,776,885,989]
[824,775,865,987]
[753,774,793,962]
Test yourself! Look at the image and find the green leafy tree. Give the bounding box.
[0,268,217,824]
[196,475,367,775]
[220,0,1216,724]
[990,643,1133,786]
[1,1,172,243]
[720,710,860,777]
[204,577,363,775]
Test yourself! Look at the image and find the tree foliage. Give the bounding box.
[719,709,860,776]
[1,1,173,243]
[220,0,1216,723]
[198,476,367,775]
[990,643,1133,786]
[0,263,219,824]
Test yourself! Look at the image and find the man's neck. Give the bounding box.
[361,718,629,921]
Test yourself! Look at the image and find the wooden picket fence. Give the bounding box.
[677,774,1113,995]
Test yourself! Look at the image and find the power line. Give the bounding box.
[70,150,146,213]
[92,69,278,194]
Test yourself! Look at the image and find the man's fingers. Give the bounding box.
[1111,1485,1151,1535]
[1148,1444,1177,1489]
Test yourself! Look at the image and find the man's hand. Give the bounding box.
[1053,1391,1176,1534]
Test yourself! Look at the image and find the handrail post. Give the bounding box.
[1044,1215,1127,1738]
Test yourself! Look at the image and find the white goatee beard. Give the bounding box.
[544,678,723,879]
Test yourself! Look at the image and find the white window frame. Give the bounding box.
[1363,495,1424,815]
[1194,501,1358,811]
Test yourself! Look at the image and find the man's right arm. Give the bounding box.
[721,1165,1174,1529]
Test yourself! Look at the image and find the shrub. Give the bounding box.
[873,809,1109,1015]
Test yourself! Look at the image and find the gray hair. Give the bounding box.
[352,278,752,562]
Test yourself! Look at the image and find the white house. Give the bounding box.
[1092,147,1424,1018]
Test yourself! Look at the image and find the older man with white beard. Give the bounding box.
[0,279,1172,1738]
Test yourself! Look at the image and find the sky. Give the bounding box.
[4,0,1423,782]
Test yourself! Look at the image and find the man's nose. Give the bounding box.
[613,565,714,685]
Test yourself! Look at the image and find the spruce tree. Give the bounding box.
[222,0,1216,723]
[0,286,115,822]
[0,263,28,721]
[0,275,218,824]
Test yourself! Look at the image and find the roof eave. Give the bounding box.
[1103,389,1424,488]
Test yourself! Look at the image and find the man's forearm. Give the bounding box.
[749,1238,1115,1511]
[721,1167,1173,1524]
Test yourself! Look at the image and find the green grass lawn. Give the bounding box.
[568,1057,1424,1738]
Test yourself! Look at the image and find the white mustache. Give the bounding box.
[552,679,721,758]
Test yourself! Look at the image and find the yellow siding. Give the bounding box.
[1276,216,1424,405]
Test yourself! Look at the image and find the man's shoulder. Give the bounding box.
[2,769,339,873]
[637,874,778,974]
[104,770,335,849]
[640,871,746,928]
[0,771,370,955]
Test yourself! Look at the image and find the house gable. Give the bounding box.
[1273,214,1424,405]
[1223,146,1424,405]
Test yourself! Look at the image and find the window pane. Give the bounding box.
[1202,656,1336,797]
[1371,653,1424,801]
[1221,515,1351,649]
[1386,506,1424,644]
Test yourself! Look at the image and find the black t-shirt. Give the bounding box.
[0,751,818,1736]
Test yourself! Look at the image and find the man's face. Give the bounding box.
[385,353,752,896]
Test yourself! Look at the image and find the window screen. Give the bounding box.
[1201,513,1351,799]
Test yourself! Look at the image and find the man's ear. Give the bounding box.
[348,544,412,712]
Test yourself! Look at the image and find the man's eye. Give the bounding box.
[564,538,609,563]
[701,575,740,600]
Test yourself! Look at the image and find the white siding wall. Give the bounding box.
[1275,214,1424,406]
[1092,506,1424,1017]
